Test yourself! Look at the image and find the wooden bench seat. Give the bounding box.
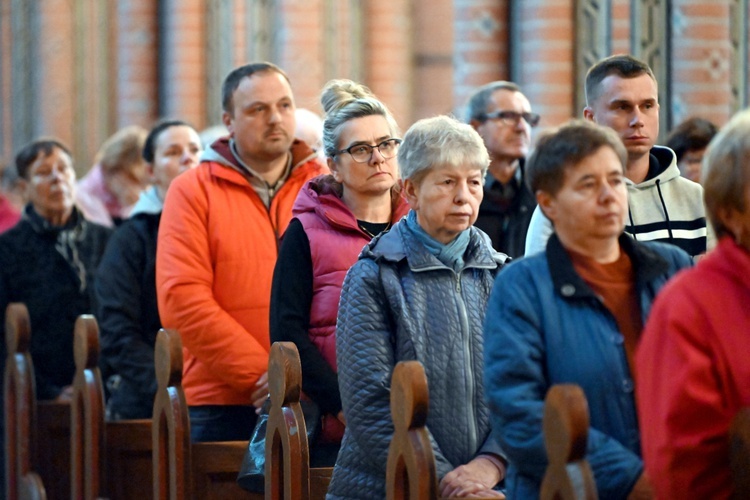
[264,341,333,500]
[151,328,260,499]
[70,314,152,499]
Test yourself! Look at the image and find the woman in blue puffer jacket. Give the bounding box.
[328,116,509,499]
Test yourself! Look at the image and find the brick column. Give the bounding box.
[513,0,575,127]
[275,0,325,111]
[414,0,454,119]
[36,0,76,154]
[612,0,631,54]
[671,1,733,127]
[160,0,206,129]
[453,0,508,117]
[364,0,413,128]
[117,0,158,130]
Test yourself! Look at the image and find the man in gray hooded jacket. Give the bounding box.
[525,54,709,257]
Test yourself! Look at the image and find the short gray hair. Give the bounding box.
[465,81,522,123]
[398,115,490,184]
[702,109,750,239]
[320,79,399,159]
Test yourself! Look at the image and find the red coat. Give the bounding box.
[157,139,325,406]
[636,236,750,499]
[294,175,409,441]
[294,176,409,371]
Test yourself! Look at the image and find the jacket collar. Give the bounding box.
[200,136,319,185]
[546,232,669,300]
[367,219,507,272]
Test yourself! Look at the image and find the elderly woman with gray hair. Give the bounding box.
[327,115,509,499]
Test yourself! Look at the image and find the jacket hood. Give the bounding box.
[200,136,319,173]
[130,186,163,216]
[626,145,679,190]
[363,219,508,271]
[293,174,410,231]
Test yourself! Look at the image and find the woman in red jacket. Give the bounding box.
[636,109,750,499]
[269,79,409,466]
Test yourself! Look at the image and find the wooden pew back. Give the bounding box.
[386,360,438,500]
[70,314,153,500]
[152,328,191,499]
[265,341,333,500]
[152,328,259,500]
[540,384,597,500]
[4,303,47,500]
[70,314,105,499]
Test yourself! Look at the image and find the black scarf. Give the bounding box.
[23,204,88,292]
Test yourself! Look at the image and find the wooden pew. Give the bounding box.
[4,303,47,500]
[540,384,597,500]
[264,341,333,500]
[730,407,750,497]
[70,314,152,499]
[386,360,437,500]
[151,328,260,499]
[5,304,70,500]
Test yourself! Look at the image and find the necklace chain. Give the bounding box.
[359,221,391,239]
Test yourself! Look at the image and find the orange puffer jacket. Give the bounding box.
[157,138,325,405]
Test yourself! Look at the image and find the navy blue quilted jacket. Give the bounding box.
[327,219,509,499]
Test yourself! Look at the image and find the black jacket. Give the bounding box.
[0,206,111,400]
[474,161,536,259]
[95,212,161,419]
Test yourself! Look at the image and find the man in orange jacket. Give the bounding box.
[156,62,326,442]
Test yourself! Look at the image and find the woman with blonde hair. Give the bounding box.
[269,79,409,466]
[77,125,149,226]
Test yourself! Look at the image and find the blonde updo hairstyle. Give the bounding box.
[320,79,400,160]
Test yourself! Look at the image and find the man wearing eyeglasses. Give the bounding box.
[156,62,325,442]
[524,54,709,258]
[467,81,539,258]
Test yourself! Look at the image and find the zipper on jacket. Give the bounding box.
[455,271,478,454]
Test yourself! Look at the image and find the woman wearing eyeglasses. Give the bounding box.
[269,79,409,466]
[327,116,509,499]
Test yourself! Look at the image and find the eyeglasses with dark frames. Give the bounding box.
[480,110,541,128]
[334,138,402,163]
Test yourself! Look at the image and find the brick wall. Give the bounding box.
[1,0,749,165]
[453,0,509,117]
[365,0,413,128]
[117,0,158,131]
[514,0,575,127]
[671,0,734,127]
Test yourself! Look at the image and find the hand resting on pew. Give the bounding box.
[439,456,505,498]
